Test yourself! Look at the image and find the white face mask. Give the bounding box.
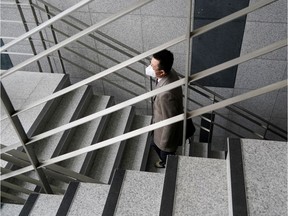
[145,65,156,78]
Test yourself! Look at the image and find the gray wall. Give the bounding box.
[1,0,286,142]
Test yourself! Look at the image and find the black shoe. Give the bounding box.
[154,160,165,168]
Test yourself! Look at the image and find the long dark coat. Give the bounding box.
[153,70,183,152]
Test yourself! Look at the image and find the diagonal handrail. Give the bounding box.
[0,0,286,184]
[0,0,280,118]
[0,0,93,52]
[0,0,153,78]
[1,79,286,181]
[191,84,287,137]
[30,0,286,139]
[1,38,286,154]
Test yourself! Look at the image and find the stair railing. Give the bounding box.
[2,0,285,145]
[190,83,287,140]
[0,0,286,195]
[6,0,283,145]
[27,0,286,142]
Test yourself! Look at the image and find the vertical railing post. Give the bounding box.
[182,0,194,155]
[43,3,67,74]
[15,0,43,72]
[206,95,216,157]
[28,0,55,73]
[0,82,53,194]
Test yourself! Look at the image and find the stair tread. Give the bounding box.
[60,95,111,173]
[88,106,133,183]
[0,71,65,167]
[34,85,90,160]
[174,156,229,216]
[29,194,64,216]
[0,203,23,216]
[114,170,164,215]
[240,139,287,216]
[5,85,90,199]
[120,115,152,171]
[67,183,110,216]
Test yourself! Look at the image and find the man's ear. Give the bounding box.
[160,70,166,77]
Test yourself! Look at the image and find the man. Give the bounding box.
[146,49,183,168]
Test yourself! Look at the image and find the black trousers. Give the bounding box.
[150,140,175,165]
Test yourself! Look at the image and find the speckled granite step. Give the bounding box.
[56,95,113,186]
[88,106,134,184]
[0,203,23,216]
[4,85,93,201]
[119,115,152,171]
[103,169,164,215]
[34,85,92,161]
[62,182,110,216]
[228,139,287,216]
[161,156,229,215]
[19,193,64,216]
[1,71,66,168]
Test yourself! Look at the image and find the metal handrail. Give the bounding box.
[27,0,286,140]
[0,0,277,116]
[192,83,287,135]
[32,0,148,66]
[0,0,153,78]
[1,38,286,154]
[1,80,286,180]
[0,0,93,52]
[1,0,283,142]
[189,85,287,139]
[1,0,287,183]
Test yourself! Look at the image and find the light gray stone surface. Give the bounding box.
[33,86,89,160]
[1,71,64,167]
[114,170,164,216]
[68,183,110,216]
[174,156,228,216]
[60,95,111,175]
[241,139,287,216]
[120,115,152,171]
[235,59,286,89]
[89,106,133,183]
[247,0,287,23]
[0,203,23,216]
[30,194,64,216]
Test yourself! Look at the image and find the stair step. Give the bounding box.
[57,95,112,177]
[0,203,23,216]
[4,85,92,200]
[34,85,92,160]
[104,169,164,215]
[0,71,66,168]
[88,106,134,184]
[189,142,208,157]
[228,139,287,216]
[161,156,229,215]
[119,115,152,171]
[65,182,110,216]
[20,193,64,216]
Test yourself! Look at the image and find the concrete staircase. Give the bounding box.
[1,72,287,215]
[2,138,286,215]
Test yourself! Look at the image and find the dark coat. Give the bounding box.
[153,70,183,152]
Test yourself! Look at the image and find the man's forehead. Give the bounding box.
[151,58,159,67]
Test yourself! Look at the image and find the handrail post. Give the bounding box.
[0,0,93,52]
[15,0,43,72]
[43,3,67,74]
[28,0,55,73]
[182,0,194,155]
[0,82,53,194]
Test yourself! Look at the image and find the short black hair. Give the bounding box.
[153,49,174,74]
